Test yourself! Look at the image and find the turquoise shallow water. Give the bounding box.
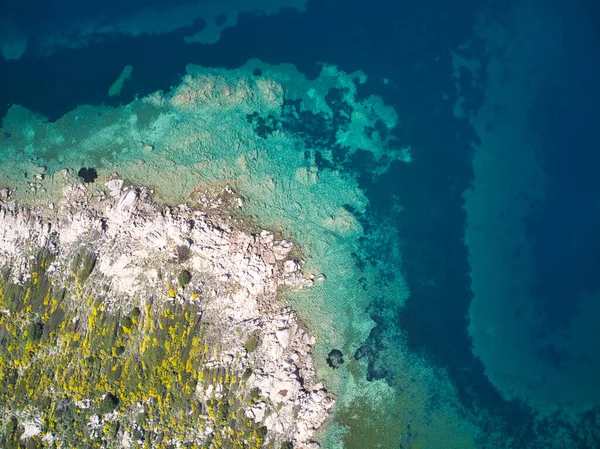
[2,61,462,446]
[1,0,600,447]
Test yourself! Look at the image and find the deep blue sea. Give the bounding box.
[1,0,599,447]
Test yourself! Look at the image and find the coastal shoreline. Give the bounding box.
[0,172,333,448]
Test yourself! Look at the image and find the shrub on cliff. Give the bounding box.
[100,393,120,414]
[178,269,192,287]
[25,321,43,343]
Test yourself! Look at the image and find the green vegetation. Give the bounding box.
[1,417,24,449]
[177,269,192,288]
[0,250,272,449]
[248,388,262,405]
[70,247,97,283]
[244,333,260,354]
[100,393,120,414]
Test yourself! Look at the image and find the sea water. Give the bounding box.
[1,0,599,448]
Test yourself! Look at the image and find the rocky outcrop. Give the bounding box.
[0,174,333,448]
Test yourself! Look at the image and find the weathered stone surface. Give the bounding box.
[0,180,332,448]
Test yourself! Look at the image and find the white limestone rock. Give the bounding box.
[0,182,331,449]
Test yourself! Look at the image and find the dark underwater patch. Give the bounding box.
[77,167,98,183]
[326,349,344,369]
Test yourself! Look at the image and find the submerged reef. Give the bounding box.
[0,176,332,448]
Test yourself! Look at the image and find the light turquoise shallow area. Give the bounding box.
[0,60,485,448]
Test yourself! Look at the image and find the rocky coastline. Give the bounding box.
[0,170,333,449]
